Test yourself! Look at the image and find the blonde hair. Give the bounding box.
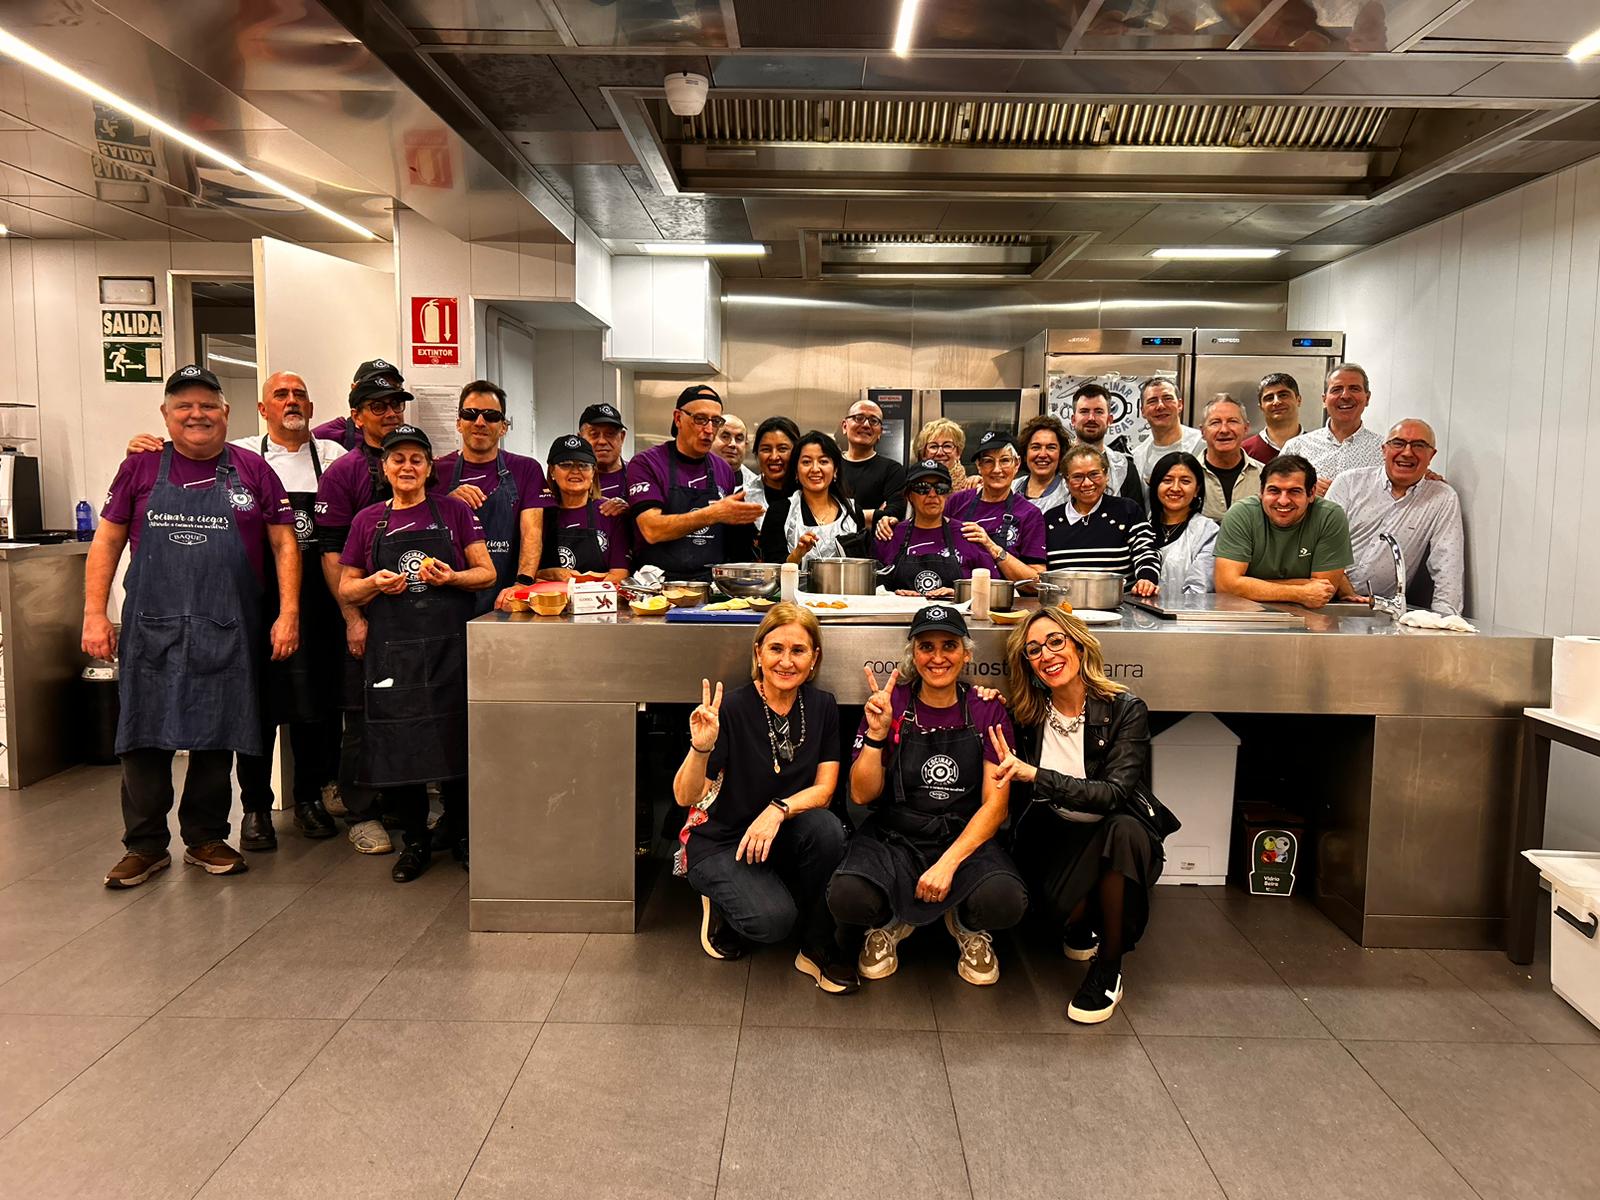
[914,419,966,458]
[1003,606,1126,728]
[750,602,824,682]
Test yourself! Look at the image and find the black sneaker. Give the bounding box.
[794,950,861,995]
[1067,955,1123,1025]
[391,843,432,883]
[699,894,746,961]
[1062,922,1099,962]
[239,810,277,852]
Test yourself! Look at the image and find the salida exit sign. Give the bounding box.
[411,296,459,365]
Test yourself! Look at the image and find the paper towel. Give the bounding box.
[1552,635,1600,726]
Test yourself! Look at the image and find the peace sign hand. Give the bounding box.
[861,665,901,740]
[690,678,723,753]
[988,724,1036,785]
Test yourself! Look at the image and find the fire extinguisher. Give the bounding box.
[420,299,441,344]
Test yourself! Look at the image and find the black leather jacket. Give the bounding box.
[1011,690,1152,824]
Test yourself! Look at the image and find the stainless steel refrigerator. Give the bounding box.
[1191,330,1346,430]
[1022,328,1193,448]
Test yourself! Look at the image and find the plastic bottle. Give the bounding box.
[75,500,95,541]
[970,567,992,622]
[779,562,799,603]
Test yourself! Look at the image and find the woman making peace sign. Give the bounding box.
[672,603,858,994]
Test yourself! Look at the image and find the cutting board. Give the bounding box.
[664,608,764,624]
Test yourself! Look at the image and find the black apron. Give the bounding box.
[116,445,263,757]
[637,450,724,582]
[341,445,393,714]
[541,502,608,575]
[885,519,962,593]
[334,417,363,452]
[833,685,1023,926]
[973,492,1022,550]
[451,452,519,617]
[359,498,475,788]
[260,436,339,725]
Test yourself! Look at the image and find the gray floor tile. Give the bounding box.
[928,931,1134,1035]
[1348,1041,1600,1200]
[1545,1043,1600,1091]
[0,1013,143,1136]
[1429,949,1600,1044]
[355,889,585,1022]
[1144,1037,1474,1200]
[943,1032,1223,1199]
[546,926,749,1026]
[743,936,938,1031]
[0,882,307,1015]
[0,788,126,888]
[0,879,153,985]
[31,816,349,886]
[718,1026,969,1200]
[0,766,122,828]
[196,1019,536,1200]
[459,1023,736,1200]
[163,874,456,1019]
[0,1016,338,1200]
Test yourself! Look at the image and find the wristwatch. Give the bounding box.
[863,733,888,749]
[514,574,534,586]
[992,545,1008,564]
[768,797,790,814]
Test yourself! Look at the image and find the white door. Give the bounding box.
[485,306,537,457]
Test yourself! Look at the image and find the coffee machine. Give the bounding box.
[0,452,43,540]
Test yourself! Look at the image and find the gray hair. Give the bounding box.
[1326,362,1371,392]
[1202,395,1247,422]
[1387,417,1436,444]
[899,634,978,680]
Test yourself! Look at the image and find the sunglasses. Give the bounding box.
[908,482,951,496]
[362,397,407,415]
[552,459,593,470]
[460,408,505,424]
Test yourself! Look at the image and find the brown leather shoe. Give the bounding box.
[183,841,248,875]
[104,851,171,889]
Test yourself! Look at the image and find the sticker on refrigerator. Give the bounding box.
[411,296,460,366]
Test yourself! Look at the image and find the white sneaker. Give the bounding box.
[321,782,348,818]
[943,910,1000,986]
[858,921,914,980]
[347,819,392,854]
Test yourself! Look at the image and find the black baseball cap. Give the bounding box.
[579,403,626,429]
[968,430,1018,462]
[909,604,969,640]
[903,460,953,488]
[164,364,222,394]
[676,384,722,408]
[380,425,432,455]
[546,434,597,467]
[351,373,413,410]
[352,358,402,385]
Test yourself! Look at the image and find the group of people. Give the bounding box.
[675,600,1164,1025]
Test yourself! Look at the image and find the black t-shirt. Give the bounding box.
[692,682,841,862]
[840,454,905,514]
[1211,459,1246,506]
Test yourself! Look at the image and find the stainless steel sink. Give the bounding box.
[1318,602,1384,616]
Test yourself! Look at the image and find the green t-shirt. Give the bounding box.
[1214,497,1354,580]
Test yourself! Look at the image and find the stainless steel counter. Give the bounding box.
[467,603,1551,949]
[0,542,92,787]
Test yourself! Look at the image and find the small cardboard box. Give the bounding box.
[570,580,619,615]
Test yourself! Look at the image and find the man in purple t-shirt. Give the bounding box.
[625,384,764,581]
[85,366,300,889]
[312,358,401,452]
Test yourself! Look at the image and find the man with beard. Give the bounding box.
[1213,454,1360,609]
[1068,383,1146,510]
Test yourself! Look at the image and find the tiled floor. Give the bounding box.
[3,764,1599,1199]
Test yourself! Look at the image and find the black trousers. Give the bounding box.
[828,870,1028,937]
[236,709,341,813]
[385,777,468,849]
[120,747,234,855]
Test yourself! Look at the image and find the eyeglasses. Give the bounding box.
[1384,438,1434,453]
[459,408,505,424]
[677,410,727,430]
[976,455,1018,469]
[848,414,884,428]
[1066,470,1105,486]
[552,459,592,470]
[1023,631,1074,660]
[923,442,959,455]
[362,397,407,415]
[908,482,951,496]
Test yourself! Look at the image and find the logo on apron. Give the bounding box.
[228,488,255,511]
[168,530,207,547]
[397,548,428,590]
[558,545,577,569]
[920,752,961,802]
[913,569,944,592]
[292,508,314,542]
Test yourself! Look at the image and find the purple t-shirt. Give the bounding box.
[852,684,1012,767]
[551,504,630,571]
[946,490,1047,564]
[624,443,738,513]
[433,450,552,513]
[312,415,364,452]
[598,464,629,502]
[338,495,485,574]
[101,444,292,583]
[314,443,385,533]
[875,519,998,577]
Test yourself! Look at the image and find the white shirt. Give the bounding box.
[1060,496,1103,525]
[1131,425,1204,486]
[230,434,346,492]
[1040,714,1101,822]
[1157,514,1219,596]
[1014,474,1069,517]
[1280,424,1383,483]
[1324,465,1465,616]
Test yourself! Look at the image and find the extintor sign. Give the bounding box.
[410,296,460,366]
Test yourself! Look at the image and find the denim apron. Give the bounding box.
[115,444,263,757]
[260,436,338,724]
[359,498,475,787]
[637,450,724,581]
[966,491,1022,550]
[541,502,608,575]
[885,519,962,594]
[450,452,518,617]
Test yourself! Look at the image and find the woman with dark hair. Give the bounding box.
[745,415,801,520]
[536,434,630,584]
[1014,414,1071,516]
[1043,445,1161,598]
[759,431,864,566]
[1148,451,1219,596]
[990,607,1165,1024]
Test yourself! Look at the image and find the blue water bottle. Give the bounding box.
[75,500,94,541]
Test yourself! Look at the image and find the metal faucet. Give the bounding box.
[1370,532,1406,619]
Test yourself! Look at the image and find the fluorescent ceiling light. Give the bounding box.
[1150,247,1283,260]
[206,352,258,369]
[638,242,766,257]
[1569,26,1600,61]
[892,0,922,57]
[0,27,378,240]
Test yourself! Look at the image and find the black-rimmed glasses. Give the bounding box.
[1023,631,1073,660]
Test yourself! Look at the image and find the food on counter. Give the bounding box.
[988,609,1026,624]
[806,599,849,610]
[748,597,775,610]
[630,596,670,616]
[704,598,751,611]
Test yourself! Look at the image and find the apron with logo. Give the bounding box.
[832,684,1023,926]
[116,445,263,756]
[451,453,518,617]
[885,519,962,594]
[971,491,1022,550]
[637,451,724,581]
[260,436,339,724]
[359,498,475,787]
[342,445,395,713]
[782,495,860,568]
[541,502,609,575]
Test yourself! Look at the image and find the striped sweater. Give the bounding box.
[1043,494,1161,585]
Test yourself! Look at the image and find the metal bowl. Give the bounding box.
[712,562,780,599]
[661,580,711,607]
[1036,569,1125,611]
[954,577,1016,610]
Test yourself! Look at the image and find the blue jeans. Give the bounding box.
[687,808,848,959]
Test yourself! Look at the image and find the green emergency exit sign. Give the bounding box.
[103,341,163,383]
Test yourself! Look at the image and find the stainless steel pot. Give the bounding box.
[953,577,1016,610]
[1036,569,1125,611]
[712,563,780,599]
[809,557,879,596]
